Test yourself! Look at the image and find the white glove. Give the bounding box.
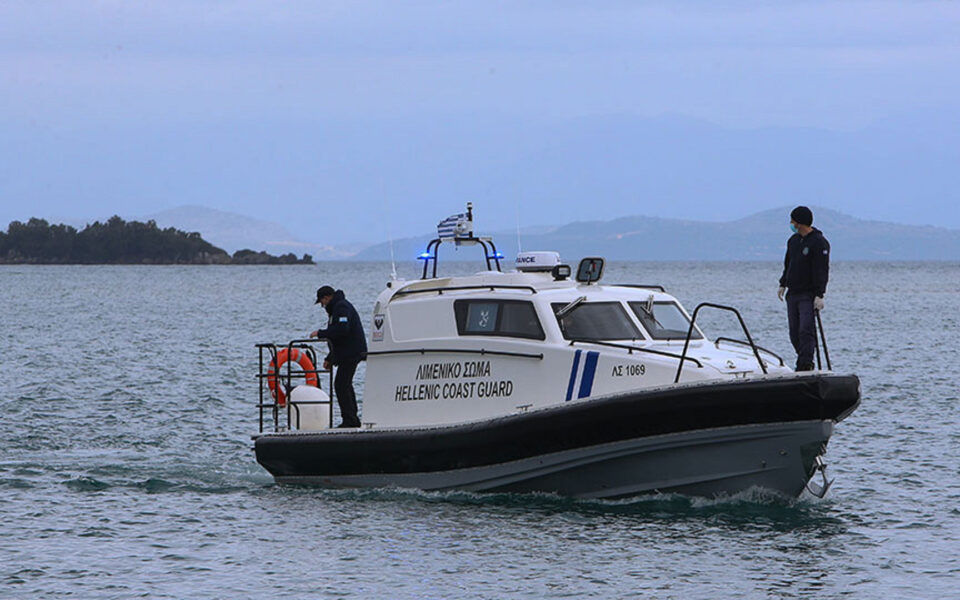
[814,296,825,311]
[777,287,786,301]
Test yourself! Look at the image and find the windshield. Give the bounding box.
[629,301,702,340]
[552,302,642,341]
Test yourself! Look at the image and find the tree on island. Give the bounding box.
[231,249,314,265]
[0,217,314,265]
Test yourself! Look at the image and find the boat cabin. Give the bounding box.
[361,210,790,429]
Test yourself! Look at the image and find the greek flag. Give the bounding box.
[437,212,471,239]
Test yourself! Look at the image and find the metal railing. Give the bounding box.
[714,337,785,367]
[815,310,832,370]
[392,284,538,299]
[615,284,667,292]
[367,347,544,360]
[419,236,504,279]
[675,303,767,383]
[567,338,703,369]
[256,338,334,433]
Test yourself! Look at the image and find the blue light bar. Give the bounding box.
[487,251,505,260]
[417,251,434,261]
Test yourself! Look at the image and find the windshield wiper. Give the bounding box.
[555,295,587,319]
[640,294,666,330]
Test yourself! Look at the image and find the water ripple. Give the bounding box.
[1,262,958,599]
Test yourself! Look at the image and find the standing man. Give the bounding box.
[778,206,830,371]
[310,285,367,428]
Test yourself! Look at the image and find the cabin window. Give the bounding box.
[551,302,641,341]
[629,301,702,340]
[464,301,499,333]
[454,300,545,340]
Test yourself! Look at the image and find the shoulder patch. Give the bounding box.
[823,249,829,255]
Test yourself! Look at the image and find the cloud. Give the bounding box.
[2,1,958,127]
[5,2,960,53]
[1,1,957,238]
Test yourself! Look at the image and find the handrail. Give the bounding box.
[714,337,785,367]
[367,348,544,360]
[815,310,832,370]
[567,339,703,368]
[675,303,767,383]
[392,284,538,298]
[615,284,667,292]
[256,339,335,433]
[420,236,504,279]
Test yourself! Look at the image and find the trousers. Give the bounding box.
[334,360,361,427]
[786,291,816,369]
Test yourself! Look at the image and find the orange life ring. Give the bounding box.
[267,348,319,407]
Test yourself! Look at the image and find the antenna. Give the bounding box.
[515,202,523,254]
[389,235,398,280]
[383,196,398,280]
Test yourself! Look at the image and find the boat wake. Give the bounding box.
[284,482,834,517]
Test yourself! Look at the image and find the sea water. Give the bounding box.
[1,261,958,599]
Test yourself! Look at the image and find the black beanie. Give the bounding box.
[790,206,813,227]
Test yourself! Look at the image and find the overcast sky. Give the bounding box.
[1,1,958,243]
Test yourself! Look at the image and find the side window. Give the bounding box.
[455,300,545,340]
[499,302,543,339]
[465,302,499,333]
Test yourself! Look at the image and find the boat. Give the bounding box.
[253,204,860,499]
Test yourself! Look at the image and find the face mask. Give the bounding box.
[790,224,798,233]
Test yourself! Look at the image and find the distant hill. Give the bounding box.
[42,205,959,262]
[144,205,361,258]
[353,207,960,261]
[5,110,957,246]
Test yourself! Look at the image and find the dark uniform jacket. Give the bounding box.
[316,290,367,365]
[779,228,830,297]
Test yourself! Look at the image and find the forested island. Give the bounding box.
[0,217,314,265]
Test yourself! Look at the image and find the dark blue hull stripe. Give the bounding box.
[565,350,582,402]
[578,351,600,399]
